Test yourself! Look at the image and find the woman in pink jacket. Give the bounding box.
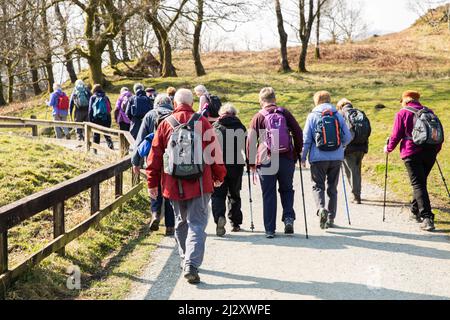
[384,91,444,232]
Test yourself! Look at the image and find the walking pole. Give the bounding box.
[246,165,255,232]
[436,159,450,198]
[383,138,390,222]
[298,156,309,239]
[341,165,352,226]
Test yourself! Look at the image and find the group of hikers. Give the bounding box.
[49,81,445,285]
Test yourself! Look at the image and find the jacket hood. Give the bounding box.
[94,91,106,97]
[121,91,132,98]
[155,103,173,112]
[313,103,337,113]
[217,115,244,129]
[136,89,146,96]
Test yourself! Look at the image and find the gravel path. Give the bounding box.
[128,168,450,300]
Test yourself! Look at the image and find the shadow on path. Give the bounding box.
[196,269,448,300]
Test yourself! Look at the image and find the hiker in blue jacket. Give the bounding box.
[132,94,175,236]
[88,84,114,150]
[126,83,153,139]
[69,80,92,141]
[302,91,352,229]
[47,83,70,139]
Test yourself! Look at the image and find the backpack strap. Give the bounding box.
[403,106,419,115]
[166,115,181,129]
[187,113,202,128]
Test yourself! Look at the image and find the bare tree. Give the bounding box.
[296,0,329,72]
[192,0,206,76]
[275,0,292,72]
[409,0,450,31]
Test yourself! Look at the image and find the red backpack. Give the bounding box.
[57,93,70,111]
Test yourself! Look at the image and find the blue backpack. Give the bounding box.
[137,133,155,158]
[131,94,152,119]
[315,110,342,151]
[92,97,108,120]
[74,86,90,108]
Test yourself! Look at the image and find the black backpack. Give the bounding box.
[344,107,371,145]
[205,94,222,118]
[131,94,152,119]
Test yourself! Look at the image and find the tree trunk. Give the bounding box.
[0,70,6,106]
[87,53,106,87]
[45,58,55,93]
[41,5,55,92]
[6,65,14,104]
[30,67,42,96]
[55,3,78,83]
[275,0,291,72]
[315,7,321,59]
[298,40,309,73]
[120,30,130,61]
[108,41,119,66]
[193,0,206,76]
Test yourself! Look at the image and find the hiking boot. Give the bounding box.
[352,196,362,205]
[184,265,200,284]
[165,227,175,236]
[410,212,423,223]
[326,217,335,229]
[284,219,294,235]
[265,232,275,239]
[420,218,435,232]
[231,226,241,233]
[216,216,226,237]
[150,212,161,231]
[319,209,329,230]
[65,133,71,140]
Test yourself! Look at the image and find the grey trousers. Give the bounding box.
[53,114,70,139]
[310,161,342,219]
[172,194,211,269]
[343,151,365,198]
[74,108,89,139]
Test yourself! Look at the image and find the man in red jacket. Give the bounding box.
[146,88,226,284]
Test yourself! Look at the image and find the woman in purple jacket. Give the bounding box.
[115,87,132,131]
[384,91,444,232]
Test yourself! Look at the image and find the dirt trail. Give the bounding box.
[127,169,450,300]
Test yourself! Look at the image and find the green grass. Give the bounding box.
[0,134,165,300]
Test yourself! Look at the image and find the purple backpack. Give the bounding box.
[260,107,292,154]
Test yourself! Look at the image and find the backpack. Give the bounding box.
[345,108,371,145]
[57,93,70,111]
[163,113,204,182]
[260,107,292,154]
[92,96,109,120]
[204,94,222,118]
[131,94,152,119]
[404,106,444,146]
[73,86,89,108]
[137,133,154,159]
[315,110,342,151]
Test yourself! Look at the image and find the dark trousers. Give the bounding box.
[212,165,244,227]
[404,151,437,220]
[310,160,342,219]
[258,157,296,233]
[151,185,175,228]
[343,151,365,198]
[74,108,89,140]
[92,117,113,148]
[119,122,130,132]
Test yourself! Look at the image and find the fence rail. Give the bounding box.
[0,116,145,298]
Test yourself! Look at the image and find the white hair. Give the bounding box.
[53,83,62,91]
[194,85,208,95]
[219,103,238,116]
[120,87,129,94]
[75,79,85,87]
[174,89,194,106]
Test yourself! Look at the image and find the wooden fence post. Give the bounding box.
[115,172,123,199]
[91,184,100,215]
[53,202,65,256]
[85,124,91,153]
[30,115,38,137]
[0,231,7,274]
[119,133,129,158]
[131,168,141,186]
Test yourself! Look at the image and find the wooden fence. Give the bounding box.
[0,116,145,298]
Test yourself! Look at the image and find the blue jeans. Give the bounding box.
[258,157,296,233]
[151,186,175,228]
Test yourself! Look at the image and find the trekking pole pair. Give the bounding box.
[436,160,450,199]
